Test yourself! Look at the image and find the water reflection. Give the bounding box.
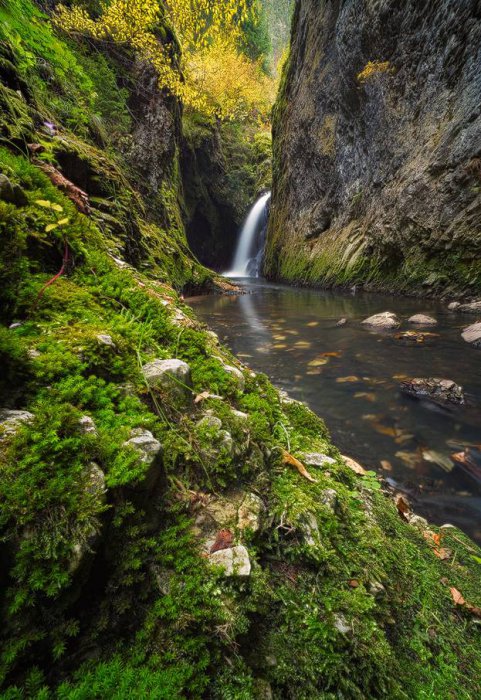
[189,281,481,542]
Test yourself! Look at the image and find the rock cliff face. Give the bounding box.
[266,0,481,295]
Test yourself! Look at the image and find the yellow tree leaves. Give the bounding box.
[55,0,273,121]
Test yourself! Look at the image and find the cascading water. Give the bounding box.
[224,192,270,278]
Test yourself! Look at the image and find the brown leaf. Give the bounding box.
[194,391,212,404]
[450,587,466,606]
[395,494,411,519]
[282,450,317,483]
[336,375,360,383]
[342,455,367,476]
[349,579,360,588]
[380,460,393,471]
[210,529,234,554]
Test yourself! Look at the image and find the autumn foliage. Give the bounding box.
[55,0,274,120]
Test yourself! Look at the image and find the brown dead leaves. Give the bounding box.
[282,450,317,482]
[449,586,481,618]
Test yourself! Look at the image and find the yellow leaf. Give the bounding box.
[45,223,58,232]
[57,217,70,226]
[35,199,52,208]
[51,203,64,212]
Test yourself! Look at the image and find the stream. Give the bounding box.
[189,280,481,542]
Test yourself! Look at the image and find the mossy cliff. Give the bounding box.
[266,0,481,297]
[2,2,481,698]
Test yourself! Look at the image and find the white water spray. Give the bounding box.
[224,192,270,278]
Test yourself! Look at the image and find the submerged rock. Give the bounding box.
[400,378,465,406]
[143,358,193,405]
[461,322,481,348]
[208,544,251,576]
[362,312,400,329]
[448,302,461,311]
[408,314,437,326]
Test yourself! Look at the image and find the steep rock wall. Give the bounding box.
[266,0,481,295]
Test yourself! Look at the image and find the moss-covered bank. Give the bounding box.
[1,2,481,698]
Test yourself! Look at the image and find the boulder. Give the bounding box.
[408,314,437,326]
[208,544,251,576]
[0,409,34,439]
[361,312,400,329]
[400,378,465,405]
[142,358,193,405]
[461,322,481,348]
[458,300,481,314]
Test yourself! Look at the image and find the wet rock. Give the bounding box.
[238,492,264,532]
[142,358,193,405]
[400,378,465,406]
[223,364,245,392]
[301,452,336,468]
[336,318,347,326]
[448,302,461,311]
[362,312,400,329]
[208,544,251,576]
[408,514,429,530]
[79,415,97,435]
[461,322,481,348]
[0,409,34,438]
[458,300,481,314]
[408,314,437,326]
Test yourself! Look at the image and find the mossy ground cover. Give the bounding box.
[1,2,481,698]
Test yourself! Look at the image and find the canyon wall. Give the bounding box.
[266,0,481,295]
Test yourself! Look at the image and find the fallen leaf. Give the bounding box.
[320,351,342,357]
[395,494,411,519]
[349,579,359,588]
[371,423,398,437]
[194,391,214,404]
[380,460,393,471]
[306,321,319,327]
[294,341,312,349]
[282,450,317,483]
[354,392,376,402]
[422,450,454,472]
[336,376,360,383]
[308,357,329,367]
[450,587,466,606]
[395,451,421,468]
[433,548,452,560]
[210,529,234,554]
[342,455,367,475]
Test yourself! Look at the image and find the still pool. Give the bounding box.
[188,280,481,542]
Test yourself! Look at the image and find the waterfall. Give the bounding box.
[225,192,270,278]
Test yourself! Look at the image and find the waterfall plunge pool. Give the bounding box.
[188,280,481,543]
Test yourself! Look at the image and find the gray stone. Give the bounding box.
[223,364,245,392]
[301,512,320,546]
[319,488,338,512]
[208,544,251,576]
[301,452,336,468]
[333,613,350,635]
[0,409,34,438]
[124,428,162,465]
[238,492,264,532]
[27,349,41,359]
[448,302,461,310]
[368,581,386,598]
[408,314,437,326]
[143,358,193,405]
[459,300,481,314]
[400,378,465,405]
[462,322,481,348]
[231,409,249,421]
[336,318,347,326]
[96,333,115,347]
[85,462,106,500]
[79,415,97,435]
[9,322,22,330]
[361,312,400,329]
[197,415,223,431]
[408,514,429,530]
